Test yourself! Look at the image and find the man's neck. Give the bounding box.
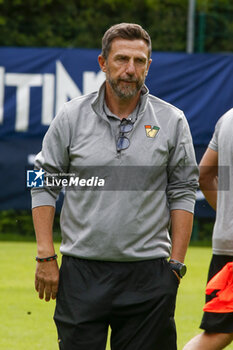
[105,83,141,120]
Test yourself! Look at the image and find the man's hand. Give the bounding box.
[35,260,59,302]
[171,270,181,283]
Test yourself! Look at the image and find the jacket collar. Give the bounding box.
[91,81,149,123]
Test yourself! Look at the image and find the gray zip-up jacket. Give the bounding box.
[31,83,199,261]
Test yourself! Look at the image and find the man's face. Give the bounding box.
[99,38,152,99]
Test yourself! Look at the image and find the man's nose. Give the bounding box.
[125,60,136,75]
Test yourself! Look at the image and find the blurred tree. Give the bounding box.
[196,0,233,52]
[0,0,187,51]
[0,0,232,52]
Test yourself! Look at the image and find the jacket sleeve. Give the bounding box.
[209,110,231,152]
[166,112,199,213]
[31,105,70,208]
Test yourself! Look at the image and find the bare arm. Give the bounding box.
[170,209,194,263]
[32,205,59,302]
[199,148,218,210]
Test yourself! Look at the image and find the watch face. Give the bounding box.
[180,264,187,277]
[169,262,187,278]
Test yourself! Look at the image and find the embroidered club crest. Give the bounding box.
[145,125,160,138]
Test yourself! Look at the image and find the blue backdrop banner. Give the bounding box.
[1,47,233,213]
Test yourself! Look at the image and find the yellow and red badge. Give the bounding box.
[145,125,160,138]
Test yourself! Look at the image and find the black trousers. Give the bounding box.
[54,256,179,350]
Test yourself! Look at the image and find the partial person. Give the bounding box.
[183,108,233,350]
[32,23,198,350]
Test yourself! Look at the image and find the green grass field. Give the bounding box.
[0,242,231,350]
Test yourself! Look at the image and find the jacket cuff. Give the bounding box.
[31,190,56,209]
[169,198,196,214]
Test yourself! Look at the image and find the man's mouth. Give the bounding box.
[119,79,136,84]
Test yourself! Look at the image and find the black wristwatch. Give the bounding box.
[169,259,187,278]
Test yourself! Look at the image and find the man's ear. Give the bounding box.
[146,58,152,75]
[98,55,107,73]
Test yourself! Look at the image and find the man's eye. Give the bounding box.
[136,58,146,64]
[117,57,128,62]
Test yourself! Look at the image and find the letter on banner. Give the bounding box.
[5,73,42,131]
[83,71,105,95]
[56,61,81,113]
[42,74,55,125]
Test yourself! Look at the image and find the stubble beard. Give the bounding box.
[106,71,145,100]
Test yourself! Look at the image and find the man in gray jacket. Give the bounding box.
[32,23,198,350]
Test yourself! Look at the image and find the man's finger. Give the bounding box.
[35,277,39,292]
[51,284,58,300]
[38,281,45,299]
[172,270,181,283]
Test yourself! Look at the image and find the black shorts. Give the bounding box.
[54,256,179,350]
[200,254,233,333]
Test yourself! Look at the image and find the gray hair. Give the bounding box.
[101,23,152,59]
